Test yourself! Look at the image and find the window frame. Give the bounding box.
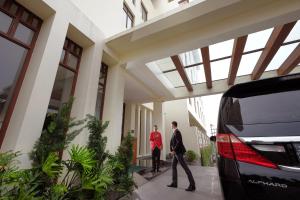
[141,2,147,22]
[98,63,108,120]
[123,3,134,29]
[0,0,42,147]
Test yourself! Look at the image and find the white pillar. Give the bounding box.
[1,13,69,168]
[67,42,104,146]
[123,103,136,137]
[140,107,147,156]
[102,65,125,154]
[135,105,141,156]
[152,101,166,161]
[146,110,152,155]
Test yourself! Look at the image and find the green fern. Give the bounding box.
[42,152,62,178]
[69,145,96,174]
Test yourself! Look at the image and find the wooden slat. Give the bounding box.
[171,55,193,92]
[251,21,296,80]
[228,35,248,85]
[277,43,300,75]
[201,47,212,89]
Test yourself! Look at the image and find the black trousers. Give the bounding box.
[152,147,161,171]
[172,153,195,186]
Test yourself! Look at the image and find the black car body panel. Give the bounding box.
[217,73,300,200]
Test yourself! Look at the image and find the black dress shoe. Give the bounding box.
[167,183,177,188]
[157,169,161,173]
[150,169,156,173]
[185,185,196,192]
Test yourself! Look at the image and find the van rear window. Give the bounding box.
[224,90,300,125]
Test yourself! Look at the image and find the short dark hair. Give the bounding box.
[154,125,158,128]
[172,121,177,127]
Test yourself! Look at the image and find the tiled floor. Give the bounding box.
[133,166,223,200]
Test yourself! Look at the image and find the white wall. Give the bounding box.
[1,0,106,167]
[164,99,201,155]
[70,0,156,37]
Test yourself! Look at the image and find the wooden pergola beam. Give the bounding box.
[251,21,296,80]
[171,55,193,92]
[228,35,248,85]
[277,43,300,75]
[201,47,212,89]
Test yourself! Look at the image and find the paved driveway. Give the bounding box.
[134,166,223,200]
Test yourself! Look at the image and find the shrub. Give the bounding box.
[1,99,134,200]
[185,150,197,162]
[200,145,213,166]
[106,133,135,199]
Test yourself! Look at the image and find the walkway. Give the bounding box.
[134,166,223,200]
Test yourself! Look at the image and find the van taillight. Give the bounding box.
[217,133,278,169]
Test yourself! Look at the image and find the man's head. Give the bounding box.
[171,121,178,129]
[154,125,158,131]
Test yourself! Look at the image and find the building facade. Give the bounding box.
[1,0,300,168]
[164,97,209,156]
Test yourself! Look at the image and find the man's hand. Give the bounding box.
[171,151,175,155]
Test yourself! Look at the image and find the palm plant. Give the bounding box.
[30,98,86,167]
[0,151,42,200]
[86,114,109,167]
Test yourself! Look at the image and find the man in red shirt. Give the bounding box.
[150,125,163,173]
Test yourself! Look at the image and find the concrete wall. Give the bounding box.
[164,99,205,155]
[1,0,106,167]
[70,0,156,37]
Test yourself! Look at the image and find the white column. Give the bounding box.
[152,101,166,161]
[140,107,147,156]
[102,65,125,154]
[146,110,152,155]
[123,103,136,137]
[1,13,69,168]
[135,105,141,156]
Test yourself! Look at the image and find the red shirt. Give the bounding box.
[149,131,163,150]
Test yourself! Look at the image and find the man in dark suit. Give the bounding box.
[167,121,196,192]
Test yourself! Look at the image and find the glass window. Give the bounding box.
[67,54,78,70]
[9,3,18,15]
[95,63,108,120]
[21,11,29,22]
[244,28,273,52]
[164,71,185,88]
[210,58,230,81]
[14,23,34,45]
[60,50,65,63]
[0,11,12,33]
[0,0,42,146]
[0,0,5,7]
[31,18,39,29]
[0,36,27,128]
[209,39,234,60]
[48,67,75,112]
[156,57,175,72]
[123,3,134,29]
[226,90,300,125]
[141,3,147,22]
[46,38,82,114]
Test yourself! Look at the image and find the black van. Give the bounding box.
[216,73,300,200]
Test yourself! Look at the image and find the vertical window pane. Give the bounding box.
[21,11,29,22]
[9,3,18,15]
[14,23,34,45]
[60,50,65,63]
[31,18,39,29]
[67,54,78,70]
[0,36,27,128]
[48,67,75,112]
[0,0,5,7]
[0,11,12,33]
